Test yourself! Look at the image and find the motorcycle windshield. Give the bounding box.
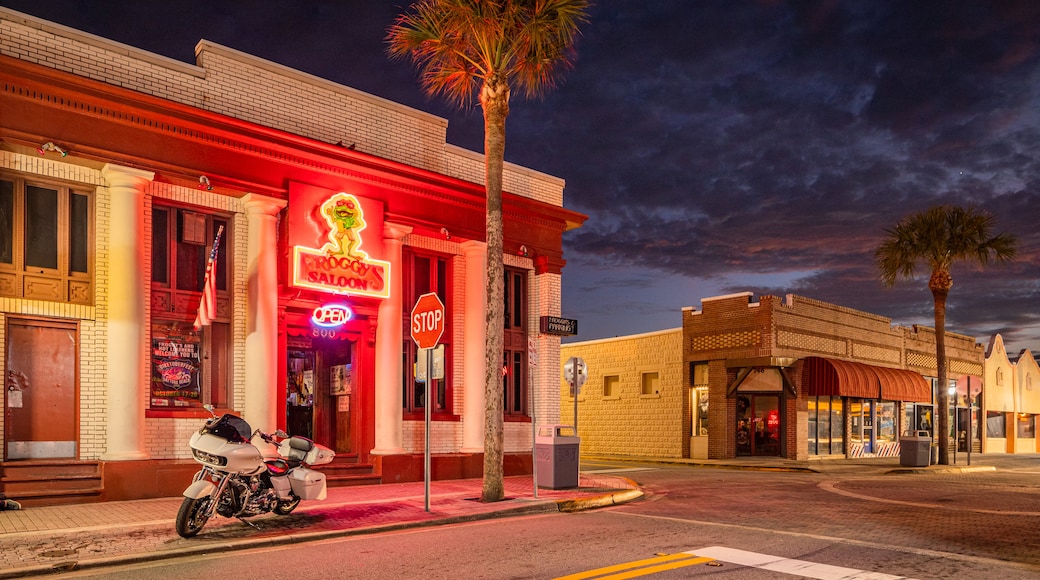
[204,414,252,443]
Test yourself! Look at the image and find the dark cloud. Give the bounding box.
[6,0,1040,352]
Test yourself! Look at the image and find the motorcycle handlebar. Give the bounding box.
[254,429,288,445]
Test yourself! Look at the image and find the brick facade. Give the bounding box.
[560,329,684,458]
[0,12,564,206]
[563,292,989,463]
[0,7,582,500]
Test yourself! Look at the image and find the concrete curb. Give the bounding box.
[557,489,644,512]
[0,489,643,579]
[884,465,997,475]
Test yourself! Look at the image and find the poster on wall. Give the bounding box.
[328,365,353,397]
[330,364,352,395]
[150,338,201,407]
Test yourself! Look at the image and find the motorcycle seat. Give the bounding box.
[282,436,315,461]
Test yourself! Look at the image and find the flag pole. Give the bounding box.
[193,224,224,332]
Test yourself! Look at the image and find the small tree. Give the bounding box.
[388,0,589,501]
[875,205,1017,464]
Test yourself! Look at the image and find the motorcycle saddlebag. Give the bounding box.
[288,467,327,500]
[304,444,335,466]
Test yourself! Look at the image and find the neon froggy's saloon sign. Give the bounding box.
[291,192,390,298]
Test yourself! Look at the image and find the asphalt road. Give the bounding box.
[50,460,1040,579]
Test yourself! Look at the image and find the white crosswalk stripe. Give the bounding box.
[690,546,909,579]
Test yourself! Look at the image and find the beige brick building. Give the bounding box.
[560,329,684,459]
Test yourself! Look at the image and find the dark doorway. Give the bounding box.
[286,338,355,454]
[736,394,781,457]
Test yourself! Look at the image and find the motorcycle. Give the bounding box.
[175,405,335,538]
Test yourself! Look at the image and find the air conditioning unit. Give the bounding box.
[179,211,207,245]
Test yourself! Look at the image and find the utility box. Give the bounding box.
[899,430,932,467]
[536,425,580,489]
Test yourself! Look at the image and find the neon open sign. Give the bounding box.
[312,304,353,327]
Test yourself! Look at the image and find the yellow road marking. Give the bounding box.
[554,553,715,580]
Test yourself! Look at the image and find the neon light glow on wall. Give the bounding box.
[312,304,353,327]
[291,192,391,298]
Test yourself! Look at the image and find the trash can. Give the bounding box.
[536,425,580,489]
[899,430,932,467]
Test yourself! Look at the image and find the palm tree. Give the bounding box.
[388,0,589,501]
[876,205,1017,465]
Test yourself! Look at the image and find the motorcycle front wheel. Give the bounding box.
[274,495,301,515]
[175,496,212,538]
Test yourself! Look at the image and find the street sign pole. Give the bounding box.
[529,337,538,499]
[410,292,445,514]
[424,348,432,512]
[564,356,587,482]
[573,371,578,434]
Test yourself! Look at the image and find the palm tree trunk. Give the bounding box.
[932,287,950,465]
[481,76,509,502]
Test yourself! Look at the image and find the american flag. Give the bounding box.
[193,225,224,331]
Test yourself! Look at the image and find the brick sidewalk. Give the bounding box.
[0,473,639,577]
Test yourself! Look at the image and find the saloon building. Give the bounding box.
[0,8,583,504]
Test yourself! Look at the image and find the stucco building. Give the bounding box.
[983,335,1040,453]
[0,8,583,505]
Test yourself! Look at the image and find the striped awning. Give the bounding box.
[803,357,930,402]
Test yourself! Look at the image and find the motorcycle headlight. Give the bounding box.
[192,448,228,466]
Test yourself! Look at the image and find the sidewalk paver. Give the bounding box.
[0,473,639,578]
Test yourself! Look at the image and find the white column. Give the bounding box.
[100,164,154,461]
[372,222,412,455]
[242,194,286,431]
[461,241,487,452]
[533,271,562,425]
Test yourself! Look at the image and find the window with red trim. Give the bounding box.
[402,249,452,415]
[149,205,230,410]
[503,267,528,417]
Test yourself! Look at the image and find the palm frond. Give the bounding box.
[875,204,1018,287]
[388,0,589,107]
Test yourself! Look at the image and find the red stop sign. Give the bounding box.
[410,292,445,349]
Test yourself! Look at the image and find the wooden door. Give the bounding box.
[5,318,78,459]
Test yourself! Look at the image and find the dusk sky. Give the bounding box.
[7,1,1040,355]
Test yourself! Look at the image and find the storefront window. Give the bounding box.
[876,402,896,442]
[402,250,451,414]
[149,206,231,411]
[986,411,1006,438]
[1017,414,1035,439]
[808,395,844,455]
[808,398,819,454]
[694,388,708,436]
[914,404,934,434]
[691,364,708,437]
[0,174,93,304]
[150,321,228,409]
